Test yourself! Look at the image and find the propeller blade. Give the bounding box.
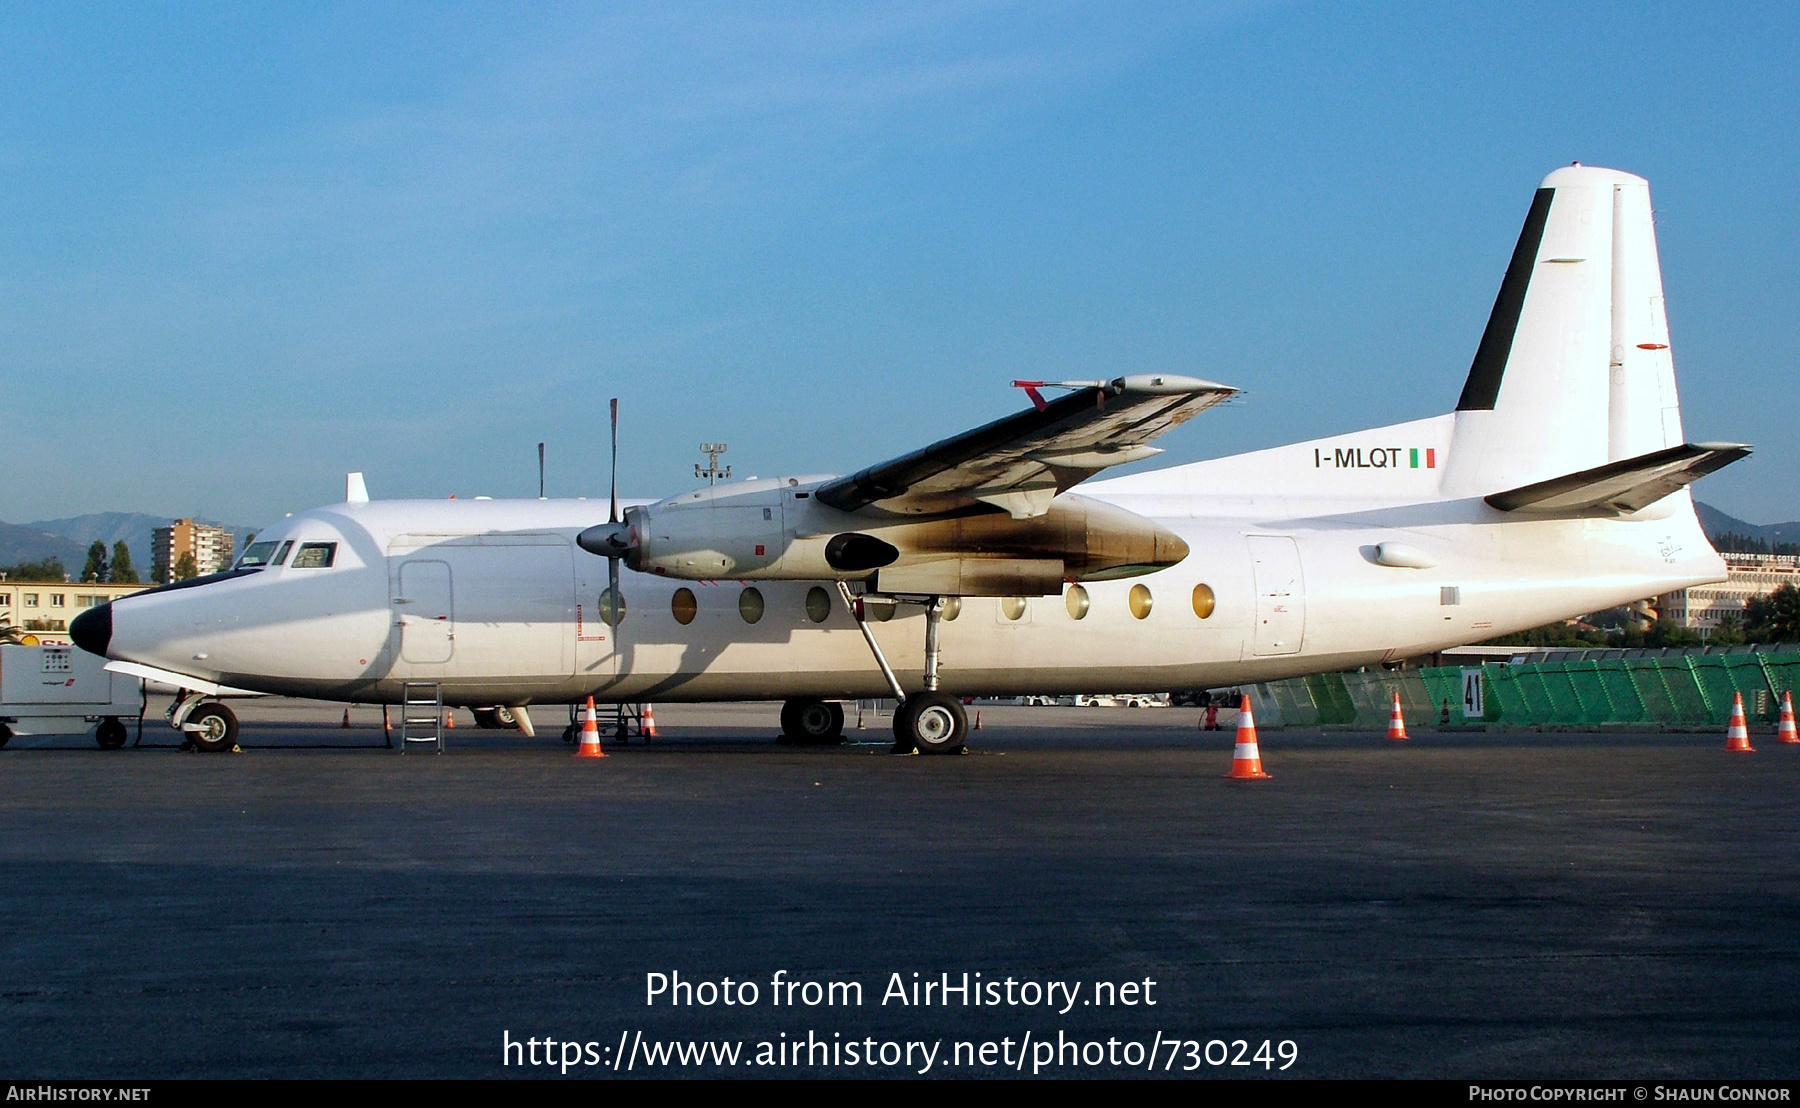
[608,555,620,633]
[609,397,619,525]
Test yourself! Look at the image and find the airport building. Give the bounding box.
[1656,552,1800,634]
[151,519,235,583]
[0,580,151,642]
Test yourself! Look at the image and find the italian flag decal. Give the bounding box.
[1409,448,1436,469]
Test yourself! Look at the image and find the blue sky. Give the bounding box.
[3,1,1794,526]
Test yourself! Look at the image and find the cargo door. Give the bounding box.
[1248,535,1305,656]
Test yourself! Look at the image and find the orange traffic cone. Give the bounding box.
[974,711,982,731]
[445,711,455,729]
[1725,692,1754,752]
[1778,691,1798,744]
[1386,692,1408,741]
[341,707,352,729]
[1227,694,1270,779]
[575,696,607,758]
[641,703,659,739]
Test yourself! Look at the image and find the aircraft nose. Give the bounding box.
[70,602,112,657]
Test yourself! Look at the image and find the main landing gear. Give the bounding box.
[834,583,968,755]
[778,699,845,745]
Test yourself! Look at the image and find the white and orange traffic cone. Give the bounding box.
[1386,691,1408,742]
[575,696,607,759]
[1725,692,1754,753]
[1778,691,1798,744]
[444,711,456,729]
[641,703,659,740]
[1227,694,1270,779]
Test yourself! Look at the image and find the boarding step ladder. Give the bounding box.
[569,701,648,743]
[399,682,445,753]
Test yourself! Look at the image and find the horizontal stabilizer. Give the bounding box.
[1484,442,1750,515]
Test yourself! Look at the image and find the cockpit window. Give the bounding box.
[273,540,294,566]
[235,541,281,568]
[290,542,337,568]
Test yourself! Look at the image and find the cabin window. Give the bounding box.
[739,587,765,624]
[1440,586,1461,606]
[290,542,337,569]
[671,588,698,625]
[236,541,280,568]
[1128,584,1153,620]
[1192,583,1216,619]
[272,540,294,566]
[805,586,831,623]
[597,588,627,625]
[1001,596,1027,621]
[1065,585,1090,620]
[940,596,961,621]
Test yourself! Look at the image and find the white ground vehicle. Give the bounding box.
[0,644,143,748]
[1074,693,1170,708]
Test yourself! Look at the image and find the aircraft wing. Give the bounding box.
[1485,441,1751,515]
[814,374,1235,519]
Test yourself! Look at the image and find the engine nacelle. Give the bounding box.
[581,476,1188,596]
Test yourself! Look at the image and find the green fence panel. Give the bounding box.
[1513,666,1558,725]
[1759,653,1800,712]
[1304,672,1357,726]
[1687,656,1741,724]
[1536,663,1588,725]
[1267,678,1319,728]
[1595,660,1647,723]
[1420,667,1464,722]
[1485,664,1532,724]
[1564,661,1617,724]
[1627,661,1682,724]
[1723,655,1775,719]
[1657,658,1711,724]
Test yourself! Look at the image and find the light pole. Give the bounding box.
[696,443,731,486]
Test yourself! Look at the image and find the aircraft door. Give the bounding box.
[1248,535,1305,656]
[395,560,454,664]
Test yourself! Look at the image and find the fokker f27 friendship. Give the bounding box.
[72,165,1748,754]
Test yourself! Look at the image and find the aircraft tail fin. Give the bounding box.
[1441,166,1697,501]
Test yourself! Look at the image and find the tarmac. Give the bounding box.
[1,699,1797,1079]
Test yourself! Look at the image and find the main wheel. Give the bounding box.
[472,708,501,730]
[894,692,967,755]
[187,703,239,753]
[779,698,845,744]
[96,718,129,750]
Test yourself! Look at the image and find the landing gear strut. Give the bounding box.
[835,583,968,756]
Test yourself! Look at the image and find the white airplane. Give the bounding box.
[72,165,1747,755]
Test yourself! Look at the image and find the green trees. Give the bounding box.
[1744,584,1800,643]
[172,552,198,582]
[1,558,68,582]
[110,542,138,584]
[80,541,109,583]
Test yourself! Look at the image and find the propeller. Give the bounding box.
[576,399,632,632]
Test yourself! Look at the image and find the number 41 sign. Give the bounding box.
[1461,668,1485,719]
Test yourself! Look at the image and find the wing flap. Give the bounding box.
[1484,442,1750,514]
[815,374,1234,516]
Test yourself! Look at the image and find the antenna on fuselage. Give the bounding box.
[538,442,546,500]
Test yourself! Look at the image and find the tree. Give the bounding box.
[110,541,138,584]
[1,558,68,582]
[1744,584,1800,643]
[80,541,108,583]
[1644,619,1702,648]
[1709,613,1746,645]
[172,552,198,581]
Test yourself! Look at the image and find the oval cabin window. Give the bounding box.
[738,587,765,624]
[1065,585,1090,620]
[1001,596,1027,621]
[805,586,831,624]
[597,588,627,626]
[1128,584,1153,620]
[1191,583,1216,619]
[671,588,698,625]
[941,596,961,621]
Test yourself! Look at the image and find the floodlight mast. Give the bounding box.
[696,443,731,486]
